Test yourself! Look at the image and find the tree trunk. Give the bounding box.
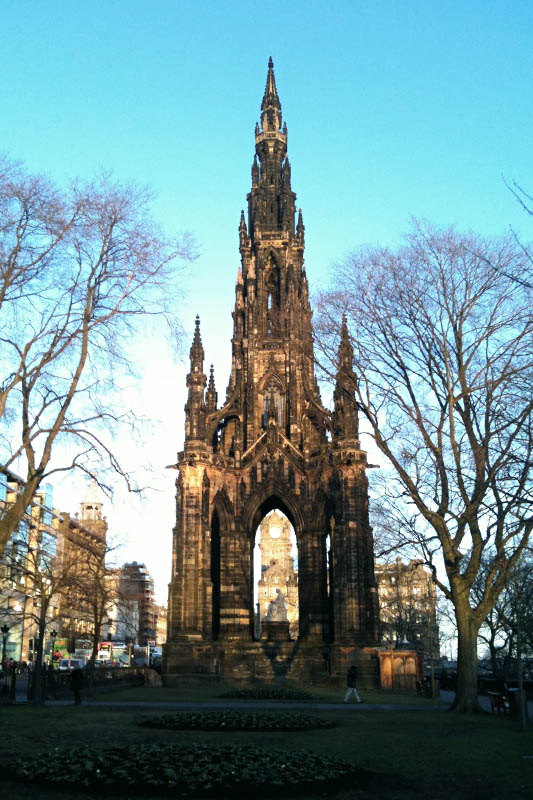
[451,605,483,713]
[86,618,102,695]
[31,620,47,705]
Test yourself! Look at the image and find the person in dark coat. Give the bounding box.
[344,664,362,703]
[70,667,84,705]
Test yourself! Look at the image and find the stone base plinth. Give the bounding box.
[328,644,380,689]
[164,637,379,686]
[261,620,291,641]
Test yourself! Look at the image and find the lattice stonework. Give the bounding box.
[164,59,380,685]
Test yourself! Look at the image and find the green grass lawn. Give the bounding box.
[0,686,531,799]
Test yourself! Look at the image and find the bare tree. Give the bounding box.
[0,156,194,554]
[476,548,533,678]
[316,222,533,713]
[75,561,116,679]
[500,180,533,290]
[55,533,113,678]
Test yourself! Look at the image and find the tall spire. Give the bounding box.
[248,57,295,238]
[189,315,204,372]
[296,208,305,243]
[261,56,282,132]
[185,316,207,445]
[332,314,359,441]
[337,313,354,375]
[206,364,218,412]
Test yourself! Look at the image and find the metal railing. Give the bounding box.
[2,665,148,703]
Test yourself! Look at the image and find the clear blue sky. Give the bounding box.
[3,0,532,599]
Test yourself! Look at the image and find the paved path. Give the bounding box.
[44,698,447,711]
[23,689,532,716]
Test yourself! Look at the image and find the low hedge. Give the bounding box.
[218,685,314,701]
[137,710,336,731]
[11,742,359,796]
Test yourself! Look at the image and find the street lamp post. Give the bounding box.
[49,629,58,668]
[1,624,10,668]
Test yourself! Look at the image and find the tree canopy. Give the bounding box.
[316,221,533,712]
[0,157,195,554]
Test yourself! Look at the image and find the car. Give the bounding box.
[57,658,83,671]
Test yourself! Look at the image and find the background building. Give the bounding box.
[257,511,298,639]
[119,562,157,645]
[375,557,439,659]
[1,471,167,665]
[56,480,109,647]
[0,469,61,664]
[154,603,167,646]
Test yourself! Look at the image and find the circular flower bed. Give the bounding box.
[218,685,314,701]
[137,710,336,731]
[12,742,358,796]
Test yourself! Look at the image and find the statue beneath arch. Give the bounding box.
[164,59,380,685]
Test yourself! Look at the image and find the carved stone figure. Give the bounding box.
[265,589,288,622]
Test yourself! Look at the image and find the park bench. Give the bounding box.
[487,691,510,715]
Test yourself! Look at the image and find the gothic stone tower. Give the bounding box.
[164,59,379,684]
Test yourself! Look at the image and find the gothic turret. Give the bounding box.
[80,478,103,521]
[78,477,107,543]
[247,57,296,239]
[296,208,305,244]
[260,56,282,132]
[184,316,207,446]
[332,314,359,441]
[205,365,218,412]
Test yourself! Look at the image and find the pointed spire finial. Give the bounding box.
[338,313,354,374]
[332,313,359,440]
[189,314,204,368]
[296,208,305,241]
[206,364,218,412]
[261,56,282,132]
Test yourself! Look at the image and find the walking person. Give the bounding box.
[344,664,362,703]
[70,666,84,706]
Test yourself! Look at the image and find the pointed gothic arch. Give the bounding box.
[254,507,299,640]
[263,252,281,337]
[243,483,304,542]
[258,370,286,429]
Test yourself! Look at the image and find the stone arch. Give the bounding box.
[211,487,234,530]
[263,253,281,337]
[258,371,286,429]
[312,490,337,643]
[210,489,234,640]
[258,369,285,395]
[242,480,305,542]
[242,480,331,642]
[206,412,242,456]
[255,507,299,640]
